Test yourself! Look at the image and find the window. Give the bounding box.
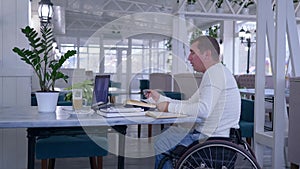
[59,36,171,90]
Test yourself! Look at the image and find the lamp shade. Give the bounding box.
[245,30,251,39]
[38,0,54,25]
[239,28,246,39]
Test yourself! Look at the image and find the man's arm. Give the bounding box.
[168,85,222,118]
[156,102,170,112]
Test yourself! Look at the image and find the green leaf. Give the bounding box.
[12,26,76,91]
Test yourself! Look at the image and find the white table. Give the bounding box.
[239,88,290,98]
[0,106,200,169]
[239,88,290,131]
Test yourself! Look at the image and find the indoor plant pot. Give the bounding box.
[13,26,76,113]
[233,0,254,15]
[215,0,224,13]
[186,0,196,11]
[35,91,59,113]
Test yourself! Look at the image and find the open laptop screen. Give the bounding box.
[92,75,110,107]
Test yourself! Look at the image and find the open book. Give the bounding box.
[125,99,156,109]
[145,111,187,119]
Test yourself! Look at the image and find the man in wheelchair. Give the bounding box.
[145,36,242,169]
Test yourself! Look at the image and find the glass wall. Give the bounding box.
[58,36,171,89]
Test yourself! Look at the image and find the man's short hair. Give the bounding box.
[191,36,220,61]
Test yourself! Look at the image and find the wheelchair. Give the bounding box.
[157,128,261,169]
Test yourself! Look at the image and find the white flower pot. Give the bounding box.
[242,8,249,15]
[216,8,224,13]
[36,92,59,113]
[187,4,195,12]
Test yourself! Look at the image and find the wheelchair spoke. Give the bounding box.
[175,140,261,169]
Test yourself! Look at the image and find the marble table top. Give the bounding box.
[239,88,289,98]
[0,106,201,128]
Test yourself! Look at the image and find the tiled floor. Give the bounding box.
[34,124,158,169]
[34,124,282,169]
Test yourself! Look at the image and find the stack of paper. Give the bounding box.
[145,111,187,119]
[97,107,145,117]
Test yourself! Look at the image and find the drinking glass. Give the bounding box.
[72,89,83,110]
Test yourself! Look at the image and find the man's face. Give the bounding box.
[188,41,206,72]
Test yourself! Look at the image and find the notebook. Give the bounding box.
[91,75,110,110]
[97,107,146,117]
[125,99,156,109]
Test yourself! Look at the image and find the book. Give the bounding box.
[125,99,156,109]
[96,107,145,118]
[97,110,145,118]
[99,107,144,113]
[145,111,187,119]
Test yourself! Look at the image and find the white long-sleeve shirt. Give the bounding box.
[158,63,241,137]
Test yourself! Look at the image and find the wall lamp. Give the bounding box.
[38,0,54,27]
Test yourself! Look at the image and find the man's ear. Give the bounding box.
[204,50,211,59]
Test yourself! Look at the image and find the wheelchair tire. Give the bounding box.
[175,139,261,169]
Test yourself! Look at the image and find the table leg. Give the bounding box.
[27,128,36,169]
[264,97,274,131]
[291,163,299,169]
[112,125,127,169]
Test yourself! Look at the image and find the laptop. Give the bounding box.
[91,74,111,110]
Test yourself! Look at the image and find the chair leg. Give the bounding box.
[160,124,164,131]
[41,159,47,169]
[138,124,141,138]
[148,124,152,137]
[246,137,252,146]
[48,158,55,169]
[89,157,97,169]
[97,156,103,169]
[268,112,272,122]
[291,163,299,169]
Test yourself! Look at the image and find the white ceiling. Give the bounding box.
[31,0,217,44]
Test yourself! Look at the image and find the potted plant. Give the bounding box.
[187,0,196,5]
[215,0,224,13]
[186,0,196,11]
[208,25,220,38]
[190,28,203,44]
[233,0,255,14]
[64,80,94,105]
[12,26,76,113]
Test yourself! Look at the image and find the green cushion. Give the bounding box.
[239,121,254,138]
[110,81,122,88]
[36,134,108,159]
[240,99,254,122]
[239,99,254,138]
[162,91,184,100]
[57,101,72,106]
[139,79,149,90]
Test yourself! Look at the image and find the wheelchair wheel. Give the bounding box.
[157,155,172,169]
[175,140,261,169]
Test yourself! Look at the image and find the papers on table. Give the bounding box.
[97,107,145,117]
[145,111,187,119]
[96,107,189,118]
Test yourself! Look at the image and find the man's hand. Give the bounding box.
[157,102,169,112]
[143,89,161,102]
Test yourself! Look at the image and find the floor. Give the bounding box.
[34,124,158,169]
[34,123,284,169]
[33,95,286,169]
